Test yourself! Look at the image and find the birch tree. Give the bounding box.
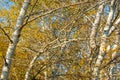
[90,0,104,49]
[109,18,120,79]
[0,0,120,79]
[93,0,118,80]
[0,0,31,79]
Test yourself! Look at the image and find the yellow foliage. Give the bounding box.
[0,52,2,57]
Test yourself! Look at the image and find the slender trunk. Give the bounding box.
[110,18,120,79]
[90,0,104,49]
[44,71,47,80]
[25,53,40,80]
[111,18,120,62]
[0,0,31,79]
[90,1,104,73]
[44,51,49,80]
[93,0,117,80]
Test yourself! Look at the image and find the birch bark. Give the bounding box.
[0,0,31,79]
[90,0,104,49]
[110,18,120,79]
[25,53,41,80]
[112,18,120,60]
[93,0,117,80]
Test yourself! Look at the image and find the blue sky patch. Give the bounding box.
[0,0,14,10]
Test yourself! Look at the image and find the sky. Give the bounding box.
[0,0,14,10]
[0,0,14,23]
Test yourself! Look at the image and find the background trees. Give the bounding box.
[0,0,120,80]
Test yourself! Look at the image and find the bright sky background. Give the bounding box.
[0,0,14,10]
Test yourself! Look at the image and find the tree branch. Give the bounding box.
[0,26,13,43]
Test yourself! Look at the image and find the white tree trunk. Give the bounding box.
[0,0,31,79]
[90,0,104,49]
[112,18,120,60]
[110,18,120,79]
[25,53,40,80]
[93,0,117,80]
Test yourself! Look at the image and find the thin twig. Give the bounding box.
[22,0,91,26]
[2,55,8,66]
[24,0,39,24]
[22,0,110,27]
[0,26,13,43]
[102,53,120,69]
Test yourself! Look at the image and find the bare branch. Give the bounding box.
[0,26,13,43]
[102,53,120,69]
[22,0,99,26]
